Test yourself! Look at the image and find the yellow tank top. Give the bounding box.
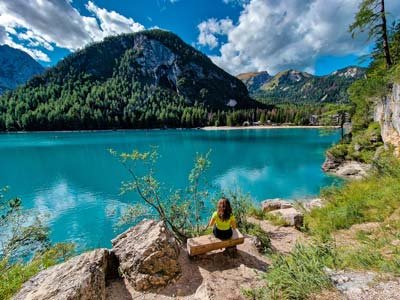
[212,211,235,230]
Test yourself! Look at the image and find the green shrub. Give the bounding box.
[328,143,349,160]
[326,122,383,164]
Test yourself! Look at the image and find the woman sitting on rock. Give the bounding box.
[208,197,237,240]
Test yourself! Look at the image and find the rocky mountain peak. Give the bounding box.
[332,66,365,79]
[237,66,365,104]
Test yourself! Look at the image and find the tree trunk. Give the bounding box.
[381,0,392,68]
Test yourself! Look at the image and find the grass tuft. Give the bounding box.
[0,243,74,300]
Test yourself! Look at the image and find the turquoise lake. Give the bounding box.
[0,129,340,250]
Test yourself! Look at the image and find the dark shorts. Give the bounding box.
[213,226,233,240]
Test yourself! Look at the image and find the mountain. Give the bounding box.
[238,67,366,104]
[236,71,271,93]
[0,45,45,95]
[0,30,257,131]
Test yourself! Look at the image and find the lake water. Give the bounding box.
[0,129,340,250]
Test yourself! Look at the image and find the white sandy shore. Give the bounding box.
[201,125,340,131]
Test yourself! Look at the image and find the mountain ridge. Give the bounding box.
[237,66,366,104]
[0,45,45,95]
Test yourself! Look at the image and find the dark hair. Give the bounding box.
[217,197,232,221]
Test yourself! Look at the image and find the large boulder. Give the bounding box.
[261,199,293,212]
[270,207,304,229]
[13,249,117,300]
[111,219,180,291]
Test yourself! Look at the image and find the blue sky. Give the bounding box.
[0,0,399,76]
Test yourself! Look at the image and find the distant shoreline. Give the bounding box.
[201,125,340,131]
[0,125,339,134]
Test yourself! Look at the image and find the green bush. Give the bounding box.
[326,122,383,164]
[327,143,349,160]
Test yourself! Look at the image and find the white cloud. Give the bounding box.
[197,17,233,49]
[0,25,50,61]
[200,0,400,75]
[0,0,145,62]
[17,30,54,51]
[85,1,144,39]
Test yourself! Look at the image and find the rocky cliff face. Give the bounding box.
[0,45,44,94]
[374,83,400,155]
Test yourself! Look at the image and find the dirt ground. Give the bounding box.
[106,218,308,300]
[106,237,269,300]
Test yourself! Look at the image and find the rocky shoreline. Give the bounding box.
[322,152,371,180]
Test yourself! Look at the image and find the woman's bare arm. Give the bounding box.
[208,217,216,228]
[231,219,237,229]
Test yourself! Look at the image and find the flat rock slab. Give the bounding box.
[13,249,115,300]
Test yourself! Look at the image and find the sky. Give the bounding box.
[0,0,399,76]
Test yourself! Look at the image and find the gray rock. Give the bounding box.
[261,199,293,212]
[13,249,117,300]
[111,219,180,291]
[301,198,324,212]
[335,161,371,179]
[326,269,378,299]
[270,207,304,229]
[322,152,343,172]
[322,154,371,179]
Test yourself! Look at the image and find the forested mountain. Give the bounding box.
[0,30,257,131]
[238,67,365,104]
[0,45,44,95]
